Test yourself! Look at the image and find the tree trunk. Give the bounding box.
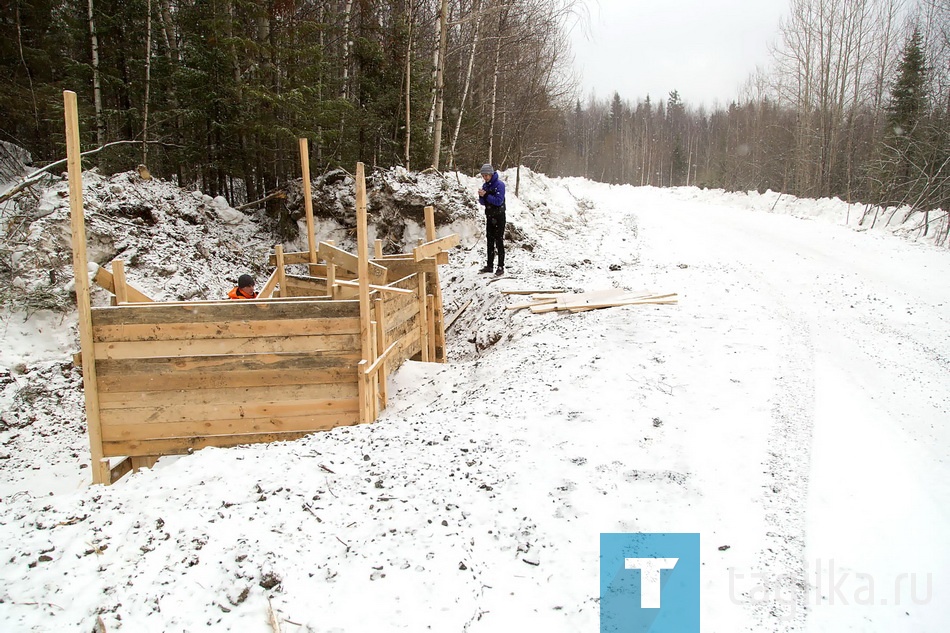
[430,0,448,169]
[403,1,414,167]
[341,0,354,100]
[449,0,481,170]
[488,12,505,166]
[142,0,152,166]
[87,0,105,147]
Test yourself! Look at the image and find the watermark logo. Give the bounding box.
[600,533,700,633]
[729,559,933,620]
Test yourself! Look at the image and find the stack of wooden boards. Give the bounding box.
[504,289,678,314]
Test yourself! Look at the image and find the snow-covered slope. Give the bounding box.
[0,169,947,632]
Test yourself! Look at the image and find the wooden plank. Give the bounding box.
[426,294,436,361]
[109,456,133,483]
[102,426,357,458]
[318,241,387,283]
[428,265,446,362]
[112,260,129,304]
[374,238,383,258]
[91,299,359,326]
[385,306,419,341]
[102,412,361,443]
[558,291,673,309]
[334,279,414,295]
[384,329,421,374]
[94,333,362,360]
[64,90,110,486]
[507,298,556,311]
[424,206,437,242]
[369,321,379,420]
[100,397,360,426]
[267,251,312,266]
[93,317,360,342]
[275,244,287,297]
[96,353,358,393]
[259,268,280,299]
[299,138,318,264]
[501,289,567,295]
[325,239,336,297]
[375,297,388,408]
[445,299,472,332]
[355,162,372,424]
[413,234,460,262]
[130,455,159,471]
[98,381,358,409]
[94,267,154,302]
[417,271,429,362]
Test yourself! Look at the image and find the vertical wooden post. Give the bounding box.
[374,238,383,258]
[355,163,373,423]
[299,138,318,264]
[369,320,379,420]
[64,90,110,486]
[427,294,436,360]
[112,260,129,304]
[275,244,287,298]
[325,239,336,298]
[417,271,429,362]
[374,296,388,408]
[423,206,447,362]
[424,205,436,242]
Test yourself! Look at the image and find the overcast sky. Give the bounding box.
[570,0,791,109]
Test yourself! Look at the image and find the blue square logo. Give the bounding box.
[600,533,700,633]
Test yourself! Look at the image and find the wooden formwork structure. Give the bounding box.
[63,92,457,485]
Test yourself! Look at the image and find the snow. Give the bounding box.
[0,168,947,631]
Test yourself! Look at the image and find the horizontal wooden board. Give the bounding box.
[102,412,361,442]
[92,299,360,326]
[94,333,361,360]
[102,424,359,457]
[386,301,420,333]
[93,317,360,343]
[386,330,421,374]
[375,258,438,279]
[318,242,388,282]
[100,397,359,426]
[96,352,359,393]
[268,251,314,265]
[413,234,460,261]
[98,381,358,409]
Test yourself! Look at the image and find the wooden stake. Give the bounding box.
[417,272,429,362]
[299,138,317,264]
[426,293,436,361]
[64,90,110,486]
[111,260,129,304]
[374,296,388,408]
[369,320,379,420]
[355,164,373,421]
[374,238,383,258]
[325,239,336,298]
[275,244,287,298]
[424,205,436,242]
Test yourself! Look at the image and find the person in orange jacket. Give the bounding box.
[228,274,258,299]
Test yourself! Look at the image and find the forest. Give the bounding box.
[1,0,949,225]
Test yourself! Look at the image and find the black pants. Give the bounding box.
[485,205,506,268]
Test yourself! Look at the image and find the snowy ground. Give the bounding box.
[0,170,947,632]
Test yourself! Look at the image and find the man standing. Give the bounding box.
[477,163,506,275]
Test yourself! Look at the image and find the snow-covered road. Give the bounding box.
[620,185,950,631]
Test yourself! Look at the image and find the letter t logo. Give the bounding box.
[624,558,679,608]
